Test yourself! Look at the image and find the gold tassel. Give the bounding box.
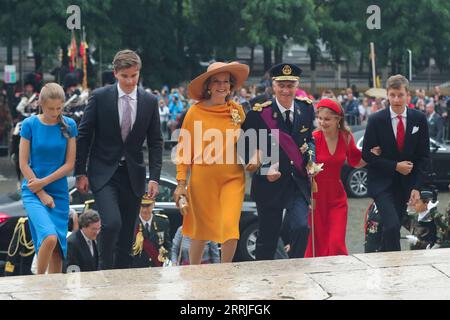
[132,224,144,256]
[158,247,168,263]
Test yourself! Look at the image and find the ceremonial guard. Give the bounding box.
[131,195,171,268]
[240,63,317,260]
[406,189,450,249]
[10,73,40,184]
[62,72,89,125]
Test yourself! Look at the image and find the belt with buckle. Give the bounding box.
[118,159,127,167]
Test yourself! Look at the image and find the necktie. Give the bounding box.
[396,115,405,152]
[285,110,292,132]
[121,95,132,142]
[145,222,150,233]
[87,239,94,256]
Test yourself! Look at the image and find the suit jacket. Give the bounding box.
[241,97,315,208]
[131,214,172,268]
[362,107,430,198]
[428,112,444,143]
[75,85,163,197]
[64,230,99,272]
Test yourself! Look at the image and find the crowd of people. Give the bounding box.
[3,48,450,276]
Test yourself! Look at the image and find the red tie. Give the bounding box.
[396,115,405,152]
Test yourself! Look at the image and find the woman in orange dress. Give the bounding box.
[173,62,249,264]
[305,98,372,257]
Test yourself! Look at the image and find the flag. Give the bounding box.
[80,27,89,89]
[68,31,78,72]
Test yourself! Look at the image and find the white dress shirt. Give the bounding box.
[80,230,96,257]
[140,215,153,232]
[275,98,295,122]
[390,106,408,139]
[117,83,138,129]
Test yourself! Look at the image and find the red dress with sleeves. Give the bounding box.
[304,130,362,257]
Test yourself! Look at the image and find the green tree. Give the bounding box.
[241,0,317,72]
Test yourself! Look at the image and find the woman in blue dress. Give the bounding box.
[19,83,77,274]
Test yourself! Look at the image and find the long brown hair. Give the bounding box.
[39,83,70,138]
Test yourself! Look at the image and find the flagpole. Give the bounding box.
[311,177,316,258]
[82,26,88,89]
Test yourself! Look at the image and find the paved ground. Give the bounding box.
[1,153,449,255]
[2,249,450,300]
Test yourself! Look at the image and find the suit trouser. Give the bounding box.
[94,165,140,270]
[374,185,408,252]
[255,195,309,260]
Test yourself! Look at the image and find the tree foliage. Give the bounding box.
[1,0,450,87]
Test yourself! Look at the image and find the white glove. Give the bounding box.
[406,235,418,245]
[427,200,439,211]
[266,162,281,182]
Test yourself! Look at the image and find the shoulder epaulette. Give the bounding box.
[83,199,95,211]
[154,213,168,219]
[253,100,272,112]
[296,96,313,104]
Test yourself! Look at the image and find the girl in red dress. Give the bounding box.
[305,98,371,258]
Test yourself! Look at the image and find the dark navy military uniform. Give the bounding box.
[131,213,172,268]
[240,63,315,260]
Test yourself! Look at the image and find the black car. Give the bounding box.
[341,129,450,198]
[0,174,261,271]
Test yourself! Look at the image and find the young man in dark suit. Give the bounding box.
[362,74,430,252]
[75,50,163,270]
[65,210,101,272]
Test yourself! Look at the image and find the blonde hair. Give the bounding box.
[39,83,70,139]
[113,49,142,71]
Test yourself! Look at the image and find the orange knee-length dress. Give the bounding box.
[176,101,245,243]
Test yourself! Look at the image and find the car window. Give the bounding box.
[156,181,175,202]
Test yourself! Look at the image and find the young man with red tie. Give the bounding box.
[362,75,430,252]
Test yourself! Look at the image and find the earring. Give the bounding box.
[207,90,211,95]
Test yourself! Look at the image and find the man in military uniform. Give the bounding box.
[131,195,171,268]
[406,189,450,249]
[10,73,40,184]
[62,72,89,125]
[240,63,316,260]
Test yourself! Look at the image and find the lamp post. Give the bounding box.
[407,49,412,81]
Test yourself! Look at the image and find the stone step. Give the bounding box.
[1,248,450,300]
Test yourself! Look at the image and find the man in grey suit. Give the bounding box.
[75,50,163,270]
[426,102,444,143]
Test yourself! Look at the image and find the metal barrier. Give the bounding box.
[345,114,361,126]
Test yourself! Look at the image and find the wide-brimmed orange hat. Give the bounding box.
[188,62,250,100]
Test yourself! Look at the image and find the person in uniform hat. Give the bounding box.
[63,72,81,99]
[173,61,249,264]
[240,63,316,260]
[131,194,171,268]
[405,188,450,250]
[11,73,40,184]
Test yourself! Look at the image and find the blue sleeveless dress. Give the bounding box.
[20,115,78,257]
